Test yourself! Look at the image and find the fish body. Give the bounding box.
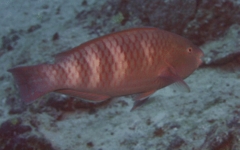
[9,27,203,107]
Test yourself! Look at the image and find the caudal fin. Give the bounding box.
[8,64,55,103]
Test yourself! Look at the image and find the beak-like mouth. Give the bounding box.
[197,50,204,67]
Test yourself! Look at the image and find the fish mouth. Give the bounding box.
[197,51,204,67]
[198,58,203,66]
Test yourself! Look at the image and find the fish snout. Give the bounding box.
[197,50,204,67]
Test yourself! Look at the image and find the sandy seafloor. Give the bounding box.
[1,0,240,150]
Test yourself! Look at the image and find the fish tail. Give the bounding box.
[8,64,55,103]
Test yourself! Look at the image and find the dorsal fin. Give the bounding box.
[53,47,77,62]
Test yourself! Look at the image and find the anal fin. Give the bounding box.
[55,89,110,102]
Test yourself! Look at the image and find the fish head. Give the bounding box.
[167,38,204,79]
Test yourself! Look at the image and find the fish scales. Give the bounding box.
[58,30,163,94]
[8,27,203,107]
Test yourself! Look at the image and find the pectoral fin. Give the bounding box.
[55,89,110,102]
[159,65,190,92]
[170,79,190,92]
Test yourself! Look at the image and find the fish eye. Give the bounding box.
[187,47,193,53]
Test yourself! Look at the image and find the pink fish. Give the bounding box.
[8,27,203,110]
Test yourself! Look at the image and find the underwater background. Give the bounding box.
[1,0,240,149]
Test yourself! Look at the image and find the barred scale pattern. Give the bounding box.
[52,29,165,95]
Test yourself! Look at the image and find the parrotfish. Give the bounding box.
[8,27,203,110]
